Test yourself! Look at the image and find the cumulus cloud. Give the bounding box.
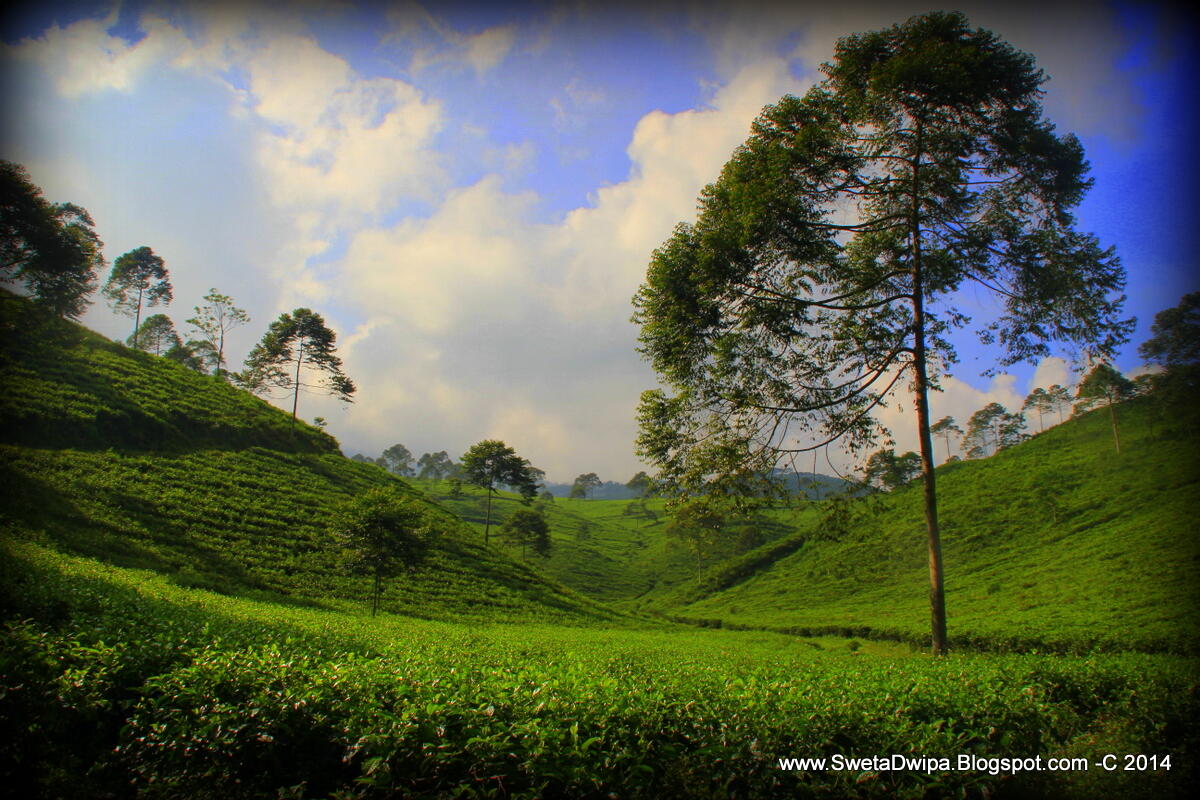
[0,1,1155,482]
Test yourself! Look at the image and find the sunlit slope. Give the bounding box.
[0,303,626,625]
[416,484,810,604]
[661,398,1200,653]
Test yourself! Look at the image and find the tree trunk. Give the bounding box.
[910,117,948,656]
[291,339,304,428]
[217,329,225,378]
[1108,400,1121,454]
[132,286,144,349]
[484,484,493,546]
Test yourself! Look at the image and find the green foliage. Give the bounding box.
[185,288,249,377]
[2,543,1197,799]
[658,396,1200,655]
[331,488,438,615]
[379,442,414,476]
[0,300,338,453]
[570,471,602,499]
[862,448,920,491]
[127,313,180,356]
[501,507,552,560]
[0,160,102,318]
[964,402,1026,458]
[1139,291,1199,368]
[103,246,172,347]
[240,308,355,419]
[460,439,542,545]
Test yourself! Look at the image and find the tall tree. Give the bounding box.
[128,313,181,356]
[1046,384,1072,424]
[186,289,249,377]
[1075,362,1134,454]
[929,416,962,463]
[240,308,355,426]
[1022,388,1053,432]
[460,440,541,546]
[104,246,172,349]
[380,443,415,476]
[1,160,102,319]
[569,472,602,500]
[631,12,1130,654]
[862,448,921,491]
[1138,292,1199,405]
[500,508,552,560]
[330,488,437,617]
[964,402,1025,458]
[416,451,457,480]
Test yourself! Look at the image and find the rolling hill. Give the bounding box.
[0,298,627,626]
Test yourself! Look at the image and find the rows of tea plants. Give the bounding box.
[0,445,623,626]
[653,398,1200,655]
[2,542,1195,799]
[0,303,335,453]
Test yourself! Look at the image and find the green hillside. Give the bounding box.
[0,302,625,625]
[644,396,1200,653]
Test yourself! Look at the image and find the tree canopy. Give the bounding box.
[128,313,181,356]
[631,11,1130,654]
[240,308,355,425]
[569,472,602,499]
[104,246,172,349]
[1076,362,1134,454]
[1,160,102,319]
[380,443,415,476]
[330,488,438,617]
[500,508,552,560]
[186,288,249,377]
[963,402,1025,458]
[460,439,541,546]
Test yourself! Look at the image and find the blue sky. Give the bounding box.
[1,0,1195,479]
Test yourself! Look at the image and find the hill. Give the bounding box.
[0,299,627,625]
[635,395,1200,653]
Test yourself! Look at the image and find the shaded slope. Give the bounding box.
[651,397,1200,653]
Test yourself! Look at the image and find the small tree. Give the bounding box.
[187,288,249,378]
[665,499,727,582]
[929,416,962,464]
[104,246,172,349]
[331,488,437,617]
[1,160,102,319]
[128,313,181,356]
[460,440,541,546]
[569,472,602,499]
[241,308,355,426]
[165,339,208,372]
[626,470,653,497]
[380,443,415,476]
[1076,362,1134,454]
[501,508,552,560]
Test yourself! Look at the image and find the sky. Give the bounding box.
[1,0,1196,482]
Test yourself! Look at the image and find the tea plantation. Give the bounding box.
[2,302,1198,798]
